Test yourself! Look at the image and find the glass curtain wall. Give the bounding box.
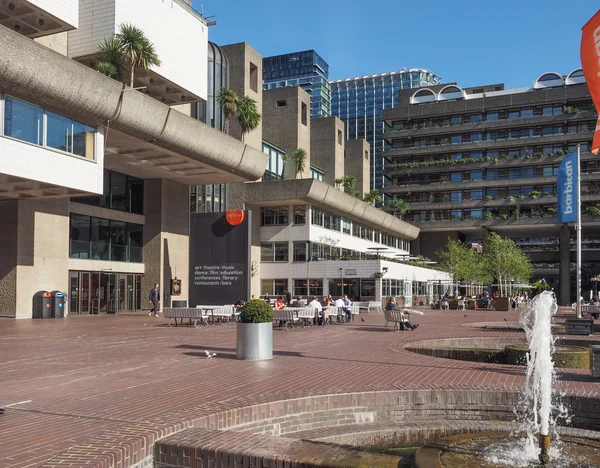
[191,41,230,213]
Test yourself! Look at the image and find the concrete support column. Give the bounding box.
[143,180,190,309]
[559,225,571,306]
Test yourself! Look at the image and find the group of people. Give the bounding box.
[273,294,354,325]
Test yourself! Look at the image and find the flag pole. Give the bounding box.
[576,143,582,319]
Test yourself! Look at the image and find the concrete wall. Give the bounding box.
[31,0,79,29]
[68,0,207,100]
[310,117,344,186]
[262,87,311,179]
[14,199,70,318]
[221,42,263,151]
[142,179,190,309]
[0,201,18,317]
[344,139,370,197]
[34,32,69,55]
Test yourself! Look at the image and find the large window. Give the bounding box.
[261,279,288,296]
[261,206,289,226]
[261,242,289,262]
[310,167,324,181]
[293,279,322,298]
[3,96,95,159]
[262,142,285,180]
[69,214,143,262]
[293,241,308,261]
[72,170,144,214]
[293,205,306,224]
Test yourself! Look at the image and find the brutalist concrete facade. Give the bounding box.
[345,139,371,197]
[262,87,312,179]
[382,71,599,304]
[310,117,345,186]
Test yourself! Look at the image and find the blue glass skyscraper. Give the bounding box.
[331,69,441,192]
[263,50,331,118]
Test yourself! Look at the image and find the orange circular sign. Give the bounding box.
[225,210,245,226]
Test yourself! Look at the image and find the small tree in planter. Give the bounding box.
[236,299,274,361]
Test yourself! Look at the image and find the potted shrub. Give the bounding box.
[236,299,274,361]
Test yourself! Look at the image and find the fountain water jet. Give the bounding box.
[519,291,563,465]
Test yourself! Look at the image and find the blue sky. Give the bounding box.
[194,1,599,89]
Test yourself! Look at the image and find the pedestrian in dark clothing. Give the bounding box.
[149,283,160,317]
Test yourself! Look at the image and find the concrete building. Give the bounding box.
[310,117,345,187]
[331,69,441,194]
[382,70,597,305]
[262,86,312,180]
[345,139,371,197]
[263,50,331,119]
[0,10,267,318]
[229,179,450,304]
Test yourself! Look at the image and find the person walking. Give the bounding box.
[149,283,160,317]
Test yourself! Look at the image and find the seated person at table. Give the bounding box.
[385,297,418,330]
[343,294,353,322]
[334,296,345,321]
[320,296,330,325]
[327,294,335,306]
[274,296,285,310]
[291,295,306,307]
[264,293,271,304]
[308,296,323,325]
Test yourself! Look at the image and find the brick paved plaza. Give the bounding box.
[1,308,599,467]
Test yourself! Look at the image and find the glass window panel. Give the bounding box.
[73,122,95,159]
[110,220,127,262]
[70,214,90,259]
[261,243,274,261]
[90,217,110,260]
[46,112,72,153]
[128,223,143,262]
[293,205,306,224]
[293,241,307,261]
[4,96,43,145]
[274,242,289,262]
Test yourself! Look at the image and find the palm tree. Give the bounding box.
[386,198,409,217]
[217,87,239,134]
[292,148,307,178]
[363,189,382,206]
[97,36,123,78]
[235,95,261,142]
[96,61,119,78]
[117,23,160,87]
[341,175,357,193]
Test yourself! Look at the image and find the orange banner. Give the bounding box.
[581,9,600,155]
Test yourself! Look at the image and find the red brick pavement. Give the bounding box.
[0,307,599,467]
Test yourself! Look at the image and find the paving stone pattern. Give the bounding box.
[0,307,598,467]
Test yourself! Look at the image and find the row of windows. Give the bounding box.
[70,214,143,263]
[2,94,95,159]
[261,278,381,301]
[261,241,405,263]
[311,207,410,250]
[406,184,558,203]
[390,104,589,131]
[392,123,592,149]
[73,170,144,215]
[190,184,227,214]
[410,205,561,222]
[262,142,286,181]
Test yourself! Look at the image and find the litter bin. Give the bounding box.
[51,291,66,318]
[172,300,187,308]
[33,291,52,319]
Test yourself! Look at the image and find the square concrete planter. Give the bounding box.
[236,322,273,360]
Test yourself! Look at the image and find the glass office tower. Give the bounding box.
[263,50,331,118]
[331,69,441,193]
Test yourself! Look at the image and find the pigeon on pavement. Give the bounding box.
[360,317,365,322]
[205,350,217,359]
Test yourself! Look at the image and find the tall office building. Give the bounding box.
[263,50,331,118]
[331,69,441,193]
[382,70,597,305]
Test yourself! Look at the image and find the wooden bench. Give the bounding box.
[273,309,299,329]
[383,309,412,331]
[565,317,594,335]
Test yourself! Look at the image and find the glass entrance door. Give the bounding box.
[69,271,143,315]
